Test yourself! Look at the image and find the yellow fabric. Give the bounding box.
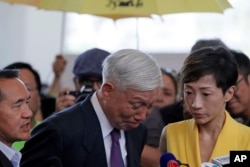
[166,111,250,167]
[0,0,232,19]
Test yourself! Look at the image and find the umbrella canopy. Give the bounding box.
[0,0,39,6]
[1,0,232,19]
[0,0,233,50]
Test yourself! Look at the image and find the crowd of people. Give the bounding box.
[1,38,250,167]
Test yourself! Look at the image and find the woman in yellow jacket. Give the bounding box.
[159,46,250,167]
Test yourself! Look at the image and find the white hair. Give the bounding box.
[102,49,162,91]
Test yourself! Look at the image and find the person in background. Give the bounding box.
[20,49,162,167]
[151,68,178,110]
[227,50,250,126]
[47,54,67,98]
[158,72,193,131]
[3,62,42,150]
[141,68,178,167]
[159,46,250,167]
[0,69,32,167]
[190,38,229,52]
[55,48,110,112]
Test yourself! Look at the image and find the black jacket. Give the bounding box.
[21,94,146,167]
[0,150,13,167]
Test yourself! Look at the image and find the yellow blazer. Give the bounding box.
[165,111,250,167]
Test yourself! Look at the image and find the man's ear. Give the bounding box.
[225,86,235,102]
[247,75,250,85]
[101,82,115,99]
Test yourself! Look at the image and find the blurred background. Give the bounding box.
[0,0,249,88]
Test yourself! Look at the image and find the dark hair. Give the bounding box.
[0,69,19,79]
[161,68,178,96]
[191,38,228,53]
[0,69,19,101]
[181,46,238,94]
[4,62,42,93]
[230,50,250,84]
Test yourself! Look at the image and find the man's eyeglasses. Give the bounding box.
[81,80,102,87]
[74,77,102,88]
[236,77,244,86]
[235,77,245,91]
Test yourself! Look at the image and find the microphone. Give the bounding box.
[160,152,190,167]
[211,154,230,167]
[160,152,179,167]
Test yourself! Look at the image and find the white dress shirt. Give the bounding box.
[91,92,127,167]
[0,141,21,167]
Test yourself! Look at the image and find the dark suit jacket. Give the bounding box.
[0,151,13,167]
[21,94,147,167]
[160,100,184,125]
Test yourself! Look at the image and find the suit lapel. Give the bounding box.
[209,111,237,159]
[125,131,139,167]
[0,150,13,167]
[80,97,108,167]
[185,119,201,167]
[125,125,146,167]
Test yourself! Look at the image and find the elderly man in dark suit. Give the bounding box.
[20,49,162,167]
[0,70,32,167]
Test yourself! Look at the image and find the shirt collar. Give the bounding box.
[91,92,113,138]
[0,141,21,167]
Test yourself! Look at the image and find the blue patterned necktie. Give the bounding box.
[110,128,125,167]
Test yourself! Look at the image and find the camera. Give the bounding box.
[65,90,82,97]
[64,85,94,102]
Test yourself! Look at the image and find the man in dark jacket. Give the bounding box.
[20,49,162,167]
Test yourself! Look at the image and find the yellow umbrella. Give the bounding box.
[1,0,232,19]
[0,0,232,50]
[0,0,40,6]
